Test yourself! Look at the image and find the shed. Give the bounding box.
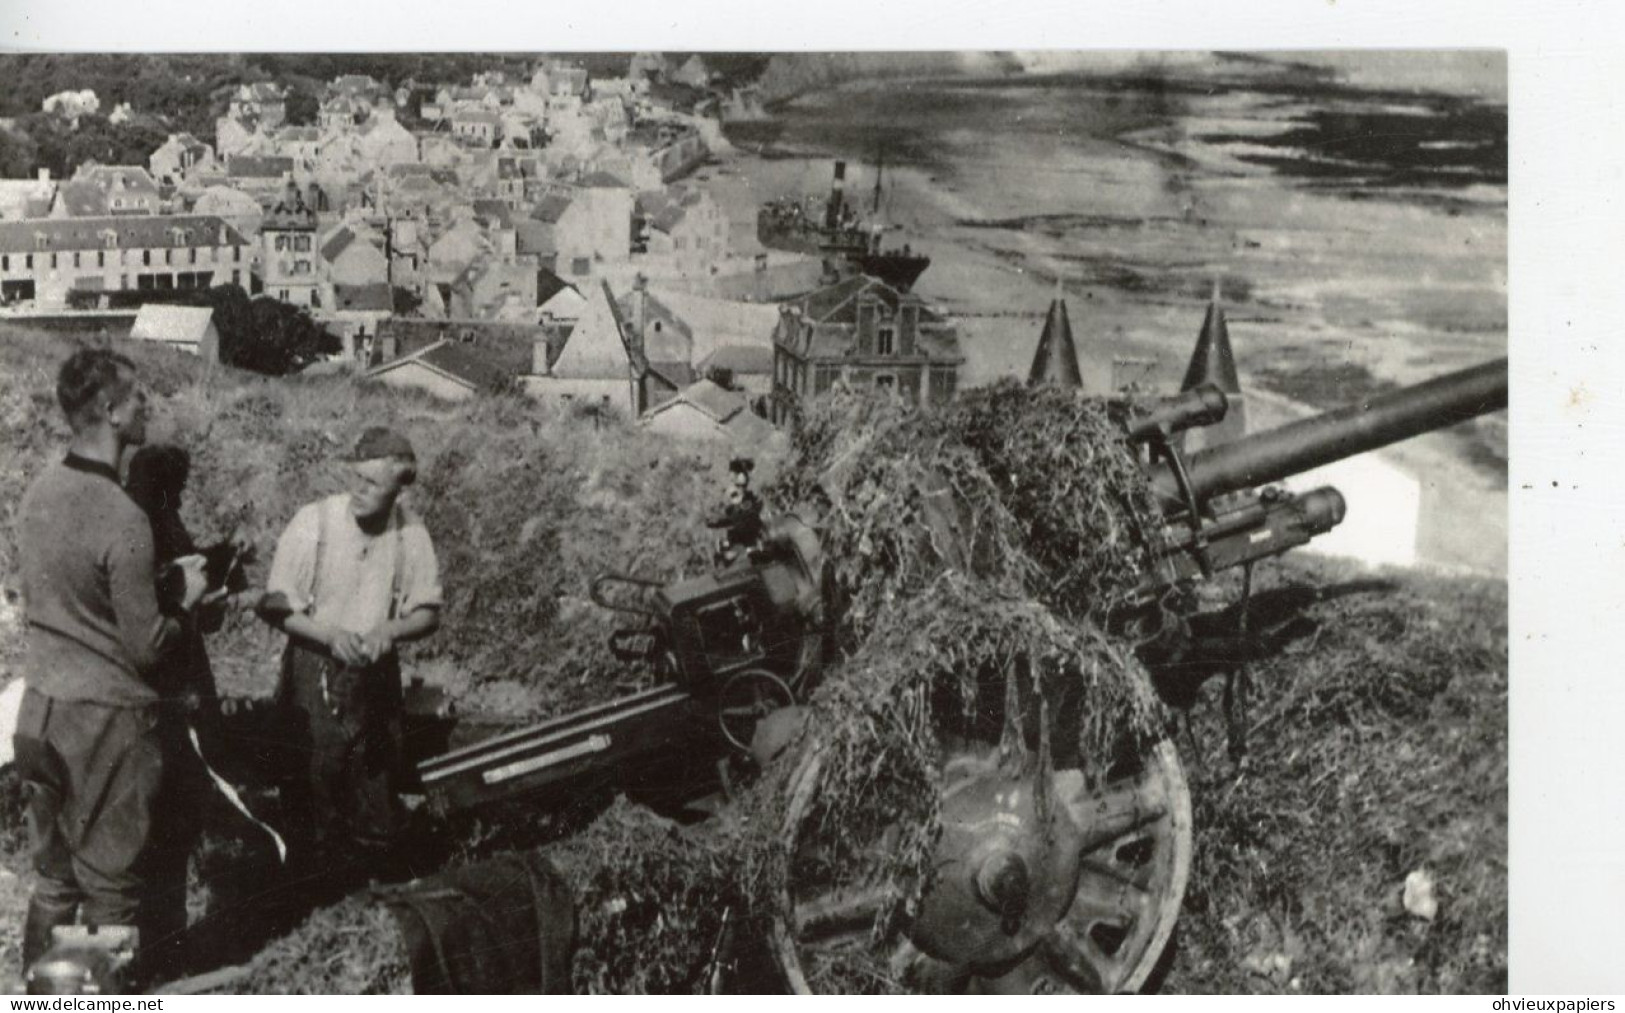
[129,304,220,362]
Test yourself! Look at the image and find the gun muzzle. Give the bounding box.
[1295,486,1347,536]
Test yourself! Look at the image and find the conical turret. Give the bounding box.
[1028,280,1084,389]
[1181,283,1247,451]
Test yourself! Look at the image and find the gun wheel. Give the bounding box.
[771,738,1192,994]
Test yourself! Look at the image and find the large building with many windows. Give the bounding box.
[770,274,963,422]
[0,215,255,309]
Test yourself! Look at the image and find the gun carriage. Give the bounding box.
[412,357,1507,994]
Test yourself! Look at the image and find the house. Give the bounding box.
[149,134,216,187]
[258,189,320,307]
[531,61,589,99]
[51,166,161,218]
[269,126,324,175]
[426,216,493,286]
[448,259,537,321]
[0,215,253,309]
[190,185,264,238]
[696,344,776,399]
[536,268,585,323]
[639,186,730,277]
[355,109,419,166]
[525,279,680,415]
[642,378,779,444]
[225,155,296,206]
[324,282,395,361]
[771,275,964,421]
[553,178,634,279]
[671,55,713,89]
[0,172,57,222]
[450,108,501,147]
[319,224,390,287]
[213,116,265,160]
[129,304,220,361]
[229,82,287,128]
[367,338,513,401]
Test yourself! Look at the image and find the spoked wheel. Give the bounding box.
[772,738,1192,994]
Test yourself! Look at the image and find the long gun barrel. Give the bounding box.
[1149,357,1508,511]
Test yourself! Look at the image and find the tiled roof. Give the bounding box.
[417,340,513,392]
[226,155,294,179]
[452,109,501,126]
[578,170,629,190]
[320,226,357,262]
[54,182,108,217]
[333,282,393,312]
[0,214,249,254]
[698,344,775,376]
[535,268,575,306]
[532,193,574,224]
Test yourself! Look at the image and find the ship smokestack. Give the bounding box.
[825,160,846,230]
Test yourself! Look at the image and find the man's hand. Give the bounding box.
[359,625,396,664]
[174,555,209,612]
[330,630,373,668]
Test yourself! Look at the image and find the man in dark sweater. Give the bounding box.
[13,348,207,973]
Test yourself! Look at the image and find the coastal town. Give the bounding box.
[0,51,1511,996]
[0,56,1018,444]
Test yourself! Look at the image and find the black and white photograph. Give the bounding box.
[0,2,1603,993]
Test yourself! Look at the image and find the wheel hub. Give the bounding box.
[907,754,1083,968]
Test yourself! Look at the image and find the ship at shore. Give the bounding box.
[757,160,931,292]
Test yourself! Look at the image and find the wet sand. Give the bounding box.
[708,53,1506,573]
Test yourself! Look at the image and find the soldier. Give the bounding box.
[13,348,208,974]
[257,427,442,875]
[707,457,764,568]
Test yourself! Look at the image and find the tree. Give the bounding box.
[224,295,342,375]
[284,83,319,127]
[0,126,38,177]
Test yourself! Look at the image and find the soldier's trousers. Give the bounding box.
[11,688,163,969]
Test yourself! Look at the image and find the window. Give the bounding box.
[164,249,173,265]
[876,374,896,391]
[26,254,33,269]
[189,248,197,264]
[232,270,241,286]
[571,256,591,276]
[1,255,7,271]
[105,232,117,249]
[877,326,895,356]
[50,253,57,269]
[143,250,151,266]
[97,252,104,268]
[73,252,81,268]
[234,246,241,263]
[119,274,128,290]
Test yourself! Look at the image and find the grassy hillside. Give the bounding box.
[0,328,1505,993]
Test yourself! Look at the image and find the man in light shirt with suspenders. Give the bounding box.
[258,427,442,874]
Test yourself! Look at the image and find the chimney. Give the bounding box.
[825,160,846,230]
[37,168,50,182]
[533,331,551,375]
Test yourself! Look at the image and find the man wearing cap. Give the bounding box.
[258,427,441,869]
[13,348,209,972]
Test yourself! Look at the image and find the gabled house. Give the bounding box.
[642,377,779,444]
[258,188,320,307]
[130,304,220,361]
[639,186,729,277]
[553,177,633,279]
[355,109,419,166]
[448,258,537,321]
[771,274,964,421]
[536,268,585,323]
[51,166,161,218]
[0,173,57,222]
[149,134,216,187]
[426,216,493,286]
[229,82,287,128]
[367,338,513,401]
[324,282,395,361]
[319,224,390,287]
[190,185,263,238]
[450,108,501,148]
[524,278,680,415]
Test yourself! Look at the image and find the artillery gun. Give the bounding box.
[415,357,1507,993]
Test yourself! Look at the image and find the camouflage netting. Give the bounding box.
[532,382,1175,993]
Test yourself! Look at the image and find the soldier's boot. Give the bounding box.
[21,894,78,971]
